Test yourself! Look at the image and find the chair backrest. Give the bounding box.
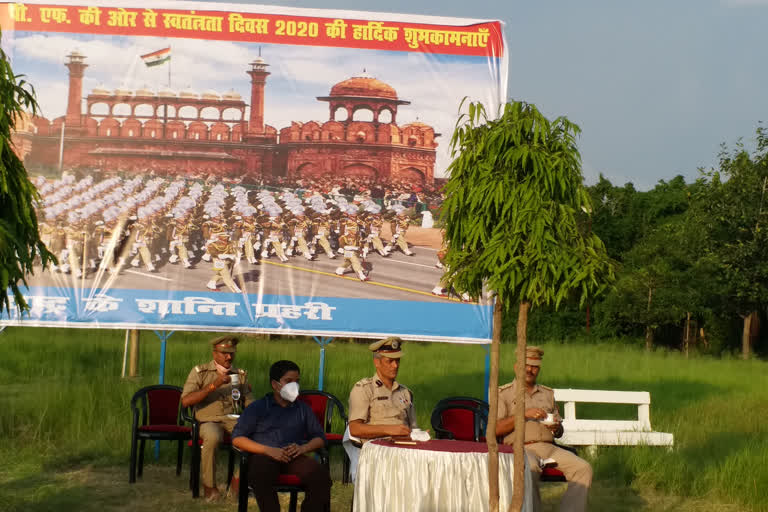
[298,390,348,433]
[436,396,489,411]
[131,384,183,426]
[431,403,488,442]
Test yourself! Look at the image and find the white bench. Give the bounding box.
[553,388,674,449]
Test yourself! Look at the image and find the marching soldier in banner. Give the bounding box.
[168,210,195,268]
[311,211,336,259]
[335,216,369,282]
[130,209,161,272]
[233,208,259,265]
[205,215,242,293]
[363,210,390,258]
[49,213,68,273]
[261,211,289,262]
[286,209,315,260]
[387,207,415,256]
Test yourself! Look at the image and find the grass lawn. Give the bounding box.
[1,327,766,511]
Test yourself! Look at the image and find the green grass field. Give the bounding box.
[1,327,766,511]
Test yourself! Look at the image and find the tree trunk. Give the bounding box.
[508,301,531,512]
[487,298,503,512]
[684,311,691,358]
[742,313,754,360]
[128,329,140,377]
[645,287,653,351]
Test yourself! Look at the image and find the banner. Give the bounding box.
[1,0,507,342]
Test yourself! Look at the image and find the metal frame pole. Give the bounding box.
[312,336,334,390]
[484,344,491,402]
[152,330,175,458]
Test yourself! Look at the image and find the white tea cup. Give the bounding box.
[230,373,240,386]
[545,413,555,423]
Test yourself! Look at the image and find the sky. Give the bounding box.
[6,0,768,189]
[209,0,766,190]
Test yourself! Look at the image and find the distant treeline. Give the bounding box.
[503,126,768,358]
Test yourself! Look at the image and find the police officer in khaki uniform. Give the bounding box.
[345,337,417,481]
[181,336,254,501]
[496,347,592,512]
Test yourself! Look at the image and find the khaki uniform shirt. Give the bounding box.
[348,374,418,430]
[181,361,254,422]
[498,380,561,445]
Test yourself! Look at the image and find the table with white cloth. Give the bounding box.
[353,439,533,512]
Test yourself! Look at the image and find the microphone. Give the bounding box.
[230,372,241,415]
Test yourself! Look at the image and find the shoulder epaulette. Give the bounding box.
[499,382,514,391]
[195,365,204,373]
[539,384,553,392]
[354,377,374,387]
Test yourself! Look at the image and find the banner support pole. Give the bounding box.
[312,336,333,391]
[153,330,175,459]
[484,344,491,402]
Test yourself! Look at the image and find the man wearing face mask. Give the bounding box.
[232,360,331,512]
[181,335,254,501]
[345,337,417,482]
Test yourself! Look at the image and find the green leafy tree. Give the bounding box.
[0,30,55,313]
[692,127,768,358]
[600,219,709,350]
[441,100,614,512]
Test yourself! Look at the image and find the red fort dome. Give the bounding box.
[329,75,398,100]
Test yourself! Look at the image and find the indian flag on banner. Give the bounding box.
[140,47,171,67]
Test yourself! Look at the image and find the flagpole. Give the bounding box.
[165,47,170,139]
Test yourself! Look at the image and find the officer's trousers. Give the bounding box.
[525,442,592,512]
[199,418,238,489]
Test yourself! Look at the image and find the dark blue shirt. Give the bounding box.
[232,393,326,448]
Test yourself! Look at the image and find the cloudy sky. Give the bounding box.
[222,0,766,189]
[5,0,767,188]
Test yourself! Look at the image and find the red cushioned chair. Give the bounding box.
[431,402,489,442]
[235,446,330,512]
[129,384,192,483]
[181,406,237,498]
[541,466,567,482]
[297,390,350,483]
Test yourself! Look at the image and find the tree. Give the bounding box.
[441,100,614,512]
[600,219,707,350]
[692,127,768,359]
[0,29,55,313]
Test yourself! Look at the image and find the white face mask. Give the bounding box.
[279,381,300,402]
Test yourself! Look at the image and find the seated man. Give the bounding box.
[181,335,254,501]
[496,346,592,512]
[345,337,417,481]
[232,360,331,512]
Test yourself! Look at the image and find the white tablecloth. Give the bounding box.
[353,440,533,512]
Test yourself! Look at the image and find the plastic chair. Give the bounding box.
[431,402,489,442]
[182,406,237,498]
[235,446,330,512]
[129,384,192,483]
[297,390,350,483]
[435,396,489,411]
